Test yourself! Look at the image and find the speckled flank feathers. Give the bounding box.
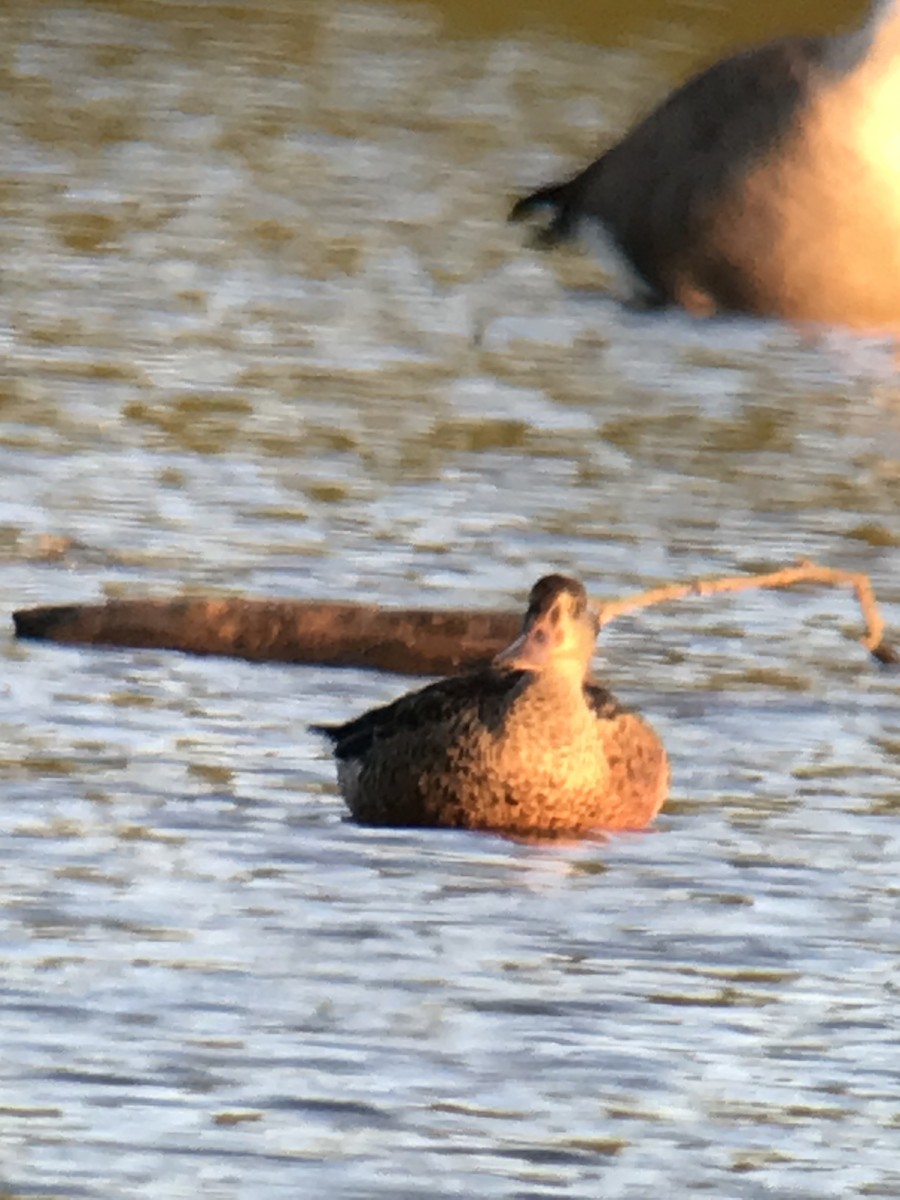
[312,575,669,836]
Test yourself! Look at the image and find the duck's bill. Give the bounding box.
[492,627,549,671]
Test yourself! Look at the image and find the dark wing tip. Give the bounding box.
[309,722,341,743]
[508,183,573,247]
[509,191,544,223]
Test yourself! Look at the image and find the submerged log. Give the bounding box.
[12,596,520,676]
[12,559,895,676]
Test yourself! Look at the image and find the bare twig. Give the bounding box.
[596,558,895,664]
[12,559,895,672]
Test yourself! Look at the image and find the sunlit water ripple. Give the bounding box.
[1,2,899,1196]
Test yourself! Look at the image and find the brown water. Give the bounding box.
[433,0,859,45]
[2,1,900,1197]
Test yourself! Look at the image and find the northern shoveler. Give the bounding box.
[312,574,669,835]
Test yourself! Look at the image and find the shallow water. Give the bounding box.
[2,1,900,1197]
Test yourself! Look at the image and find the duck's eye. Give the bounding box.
[532,628,548,645]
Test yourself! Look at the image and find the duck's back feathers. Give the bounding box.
[311,670,628,759]
[310,667,524,760]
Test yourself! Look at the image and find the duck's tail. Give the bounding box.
[508,181,575,246]
[309,723,340,743]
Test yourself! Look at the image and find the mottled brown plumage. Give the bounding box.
[312,575,669,835]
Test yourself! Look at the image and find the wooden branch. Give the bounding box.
[11,559,895,674]
[596,558,896,664]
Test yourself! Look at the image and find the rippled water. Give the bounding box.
[2,2,900,1196]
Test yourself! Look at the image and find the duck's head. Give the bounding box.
[493,574,599,676]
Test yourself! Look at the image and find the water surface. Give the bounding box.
[1,1,899,1196]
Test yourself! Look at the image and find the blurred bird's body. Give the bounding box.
[511,2,900,330]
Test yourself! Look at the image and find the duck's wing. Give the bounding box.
[310,668,525,760]
[583,680,628,721]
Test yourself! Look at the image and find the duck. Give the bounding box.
[311,574,669,835]
[510,1,900,329]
